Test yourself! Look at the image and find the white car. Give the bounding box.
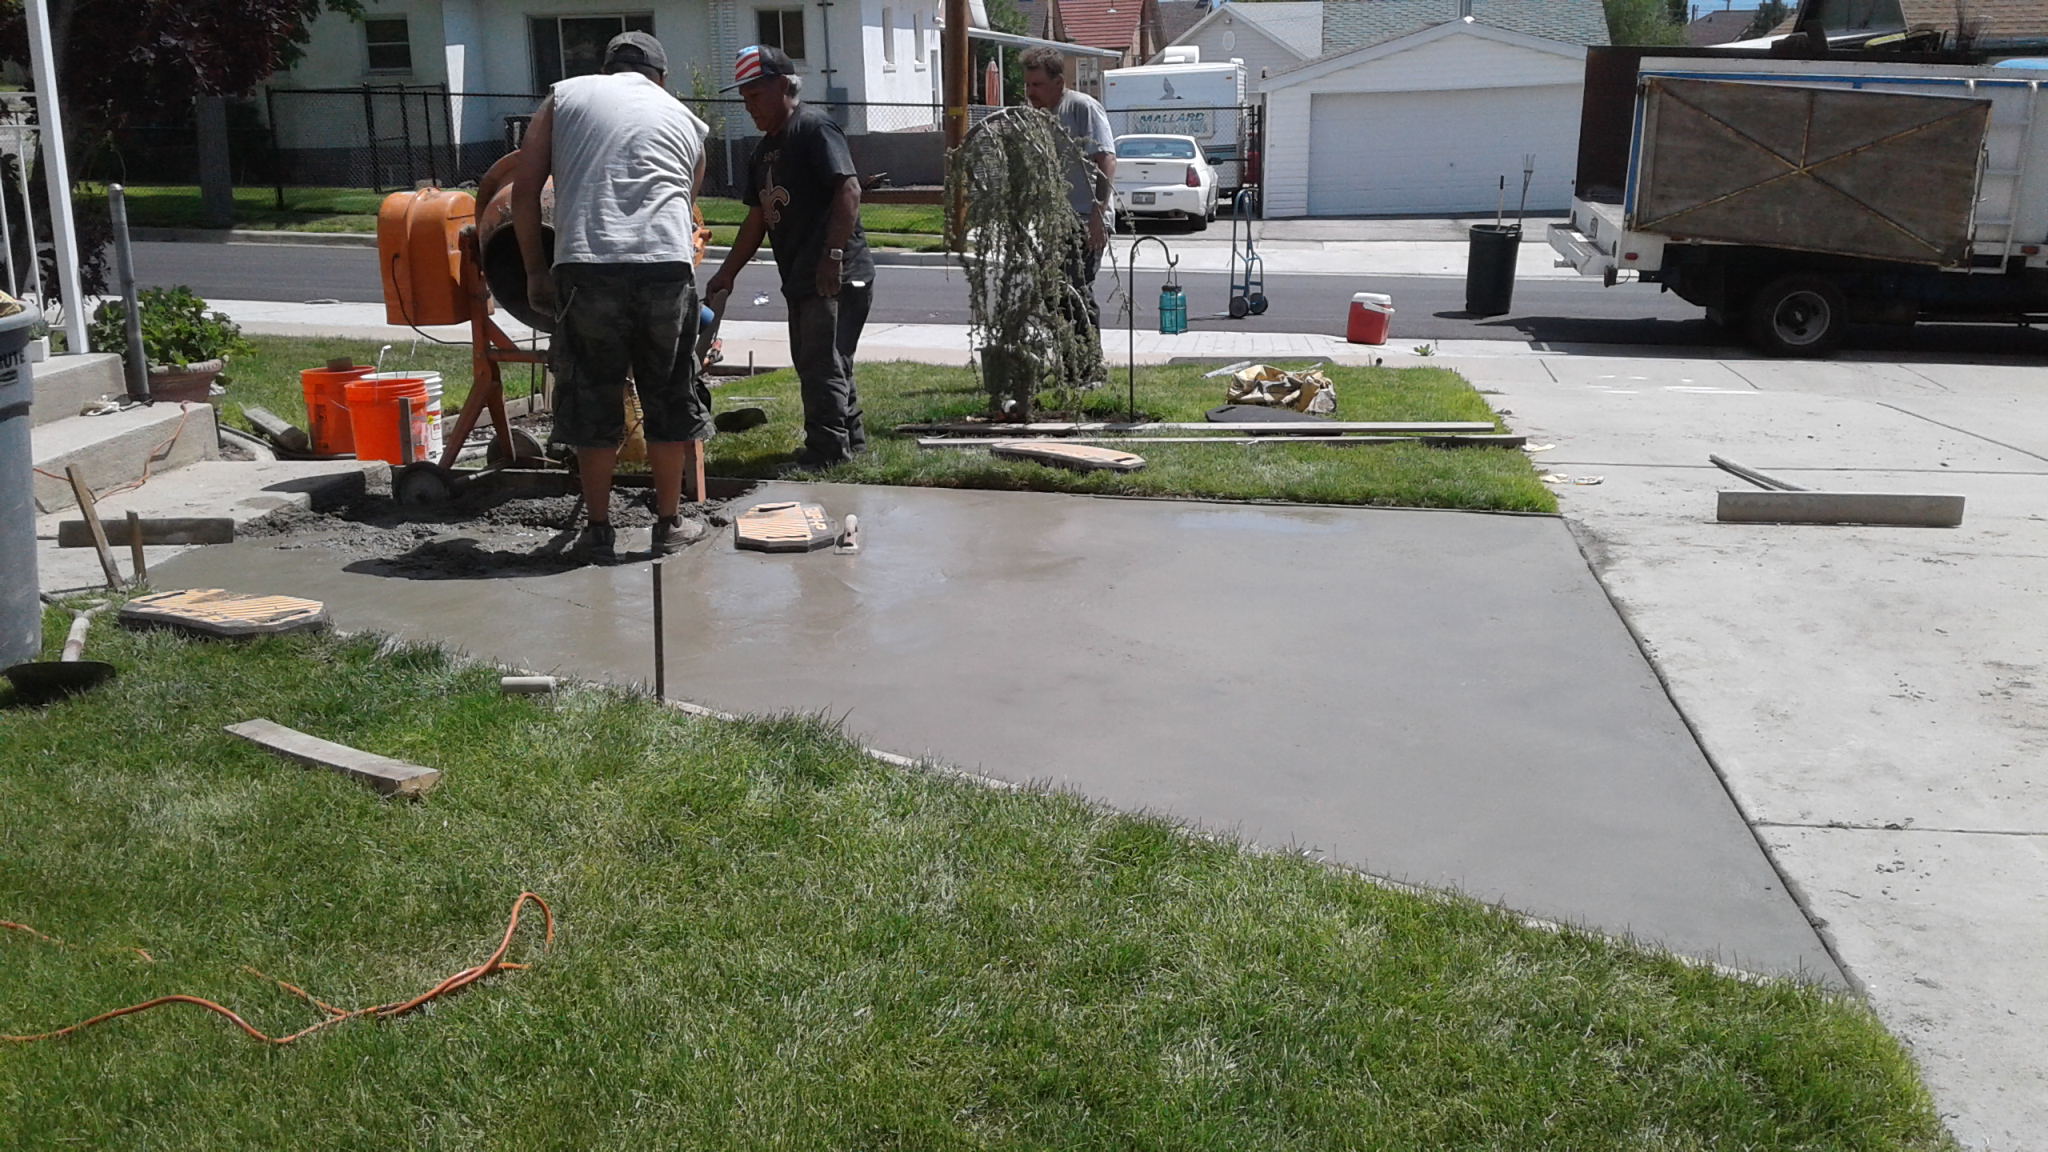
[1111,134,1219,231]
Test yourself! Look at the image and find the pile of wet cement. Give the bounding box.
[244,488,728,579]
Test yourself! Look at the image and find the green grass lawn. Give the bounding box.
[706,361,1559,512]
[0,616,1952,1150]
[210,339,1552,512]
[114,186,947,249]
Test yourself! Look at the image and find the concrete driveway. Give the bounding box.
[1453,349,2048,1151]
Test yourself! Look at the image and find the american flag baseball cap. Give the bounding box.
[722,44,798,91]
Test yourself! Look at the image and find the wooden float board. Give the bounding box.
[226,718,440,796]
[120,589,331,637]
[900,420,1496,436]
[735,501,837,552]
[1716,490,1964,528]
[989,441,1146,472]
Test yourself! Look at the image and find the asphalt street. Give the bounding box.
[134,239,2048,356]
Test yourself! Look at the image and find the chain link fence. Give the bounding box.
[260,88,1259,206]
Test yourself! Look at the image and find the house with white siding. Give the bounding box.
[1152,1,1321,83]
[1257,0,1605,217]
[268,0,949,187]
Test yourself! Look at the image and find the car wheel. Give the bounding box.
[1746,274,1846,357]
[1187,211,1208,233]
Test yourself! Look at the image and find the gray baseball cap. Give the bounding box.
[604,31,668,74]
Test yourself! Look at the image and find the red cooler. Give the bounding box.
[1347,292,1393,344]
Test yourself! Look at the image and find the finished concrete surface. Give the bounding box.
[1458,351,2048,1151]
[154,482,1836,984]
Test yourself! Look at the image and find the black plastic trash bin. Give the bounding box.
[1465,223,1521,317]
[0,308,43,667]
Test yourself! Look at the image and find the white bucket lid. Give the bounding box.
[1352,292,1392,306]
[363,370,443,395]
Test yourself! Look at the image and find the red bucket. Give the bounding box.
[301,365,373,455]
[343,376,431,464]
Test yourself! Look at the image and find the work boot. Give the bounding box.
[652,514,705,555]
[578,521,616,565]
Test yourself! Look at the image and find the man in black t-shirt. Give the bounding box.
[705,45,875,470]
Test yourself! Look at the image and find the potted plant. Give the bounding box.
[89,286,252,403]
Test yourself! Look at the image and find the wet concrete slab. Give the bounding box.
[154,481,1837,982]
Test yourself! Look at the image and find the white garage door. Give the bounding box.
[1306,86,1582,216]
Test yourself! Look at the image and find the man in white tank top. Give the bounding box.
[513,32,710,564]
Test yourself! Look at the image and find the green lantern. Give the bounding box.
[1158,264,1187,335]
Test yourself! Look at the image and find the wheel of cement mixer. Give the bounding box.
[487,428,548,467]
[394,462,459,505]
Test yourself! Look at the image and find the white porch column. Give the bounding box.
[22,0,84,353]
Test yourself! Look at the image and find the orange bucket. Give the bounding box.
[343,376,431,464]
[301,365,372,455]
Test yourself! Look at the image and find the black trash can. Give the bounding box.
[1465,223,1522,317]
[0,308,43,667]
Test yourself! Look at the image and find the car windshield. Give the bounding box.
[1117,138,1196,160]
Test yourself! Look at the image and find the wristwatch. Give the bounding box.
[827,247,845,261]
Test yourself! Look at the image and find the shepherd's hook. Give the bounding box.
[1125,235,1177,424]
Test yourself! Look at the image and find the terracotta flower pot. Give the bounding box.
[147,359,223,404]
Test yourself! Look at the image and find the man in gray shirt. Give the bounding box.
[1022,47,1116,353]
[514,31,709,563]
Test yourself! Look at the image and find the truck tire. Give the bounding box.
[1747,275,1847,357]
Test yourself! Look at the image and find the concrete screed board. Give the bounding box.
[155,481,1836,981]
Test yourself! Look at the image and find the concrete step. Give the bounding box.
[29,352,127,425]
[31,458,386,595]
[30,401,219,513]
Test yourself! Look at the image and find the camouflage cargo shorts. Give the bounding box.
[549,263,710,447]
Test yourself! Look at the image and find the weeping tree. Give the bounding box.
[946,106,1104,417]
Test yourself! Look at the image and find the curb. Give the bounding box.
[132,227,378,248]
[131,226,958,266]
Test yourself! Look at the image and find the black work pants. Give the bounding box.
[786,282,872,464]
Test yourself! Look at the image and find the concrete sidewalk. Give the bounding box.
[153,482,1836,987]
[135,220,1581,280]
[211,297,1543,366]
[1454,352,2048,1150]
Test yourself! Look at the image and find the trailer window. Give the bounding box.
[1116,138,1197,159]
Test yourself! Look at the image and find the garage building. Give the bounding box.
[1259,0,1607,217]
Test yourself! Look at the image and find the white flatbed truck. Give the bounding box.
[1550,54,2048,355]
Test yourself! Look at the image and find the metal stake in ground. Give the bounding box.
[105,184,148,402]
[651,558,665,700]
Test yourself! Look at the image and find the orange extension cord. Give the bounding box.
[2,892,552,1045]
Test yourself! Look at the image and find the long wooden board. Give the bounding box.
[900,421,1497,436]
[58,517,235,548]
[920,434,1527,449]
[225,718,441,796]
[1716,490,1964,528]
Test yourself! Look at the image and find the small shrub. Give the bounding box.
[90,285,252,381]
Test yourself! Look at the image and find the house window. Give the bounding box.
[531,13,657,90]
[365,18,412,74]
[913,13,926,69]
[882,8,896,65]
[757,9,807,60]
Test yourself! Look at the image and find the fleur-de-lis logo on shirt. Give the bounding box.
[764,185,791,228]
